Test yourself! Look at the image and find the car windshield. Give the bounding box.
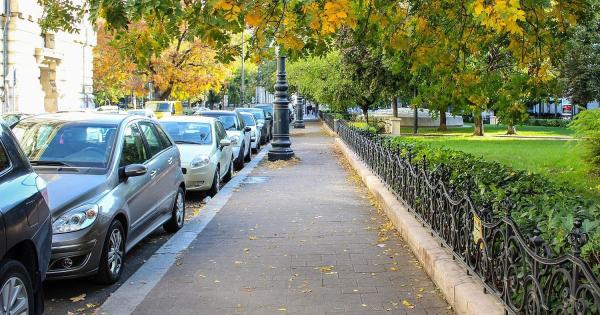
[160,121,212,145]
[147,102,171,112]
[201,113,238,130]
[241,114,255,126]
[238,109,265,120]
[255,106,273,115]
[13,120,118,168]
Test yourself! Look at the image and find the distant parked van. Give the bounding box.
[145,101,184,119]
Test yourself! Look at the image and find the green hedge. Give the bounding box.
[526,118,571,128]
[379,135,600,272]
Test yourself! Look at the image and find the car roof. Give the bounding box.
[160,116,216,123]
[19,112,136,125]
[198,110,237,116]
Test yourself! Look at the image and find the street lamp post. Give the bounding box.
[294,94,305,128]
[268,51,294,161]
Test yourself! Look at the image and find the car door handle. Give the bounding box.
[150,169,158,178]
[167,157,174,165]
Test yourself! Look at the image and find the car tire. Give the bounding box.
[95,220,125,284]
[163,187,185,233]
[252,141,260,154]
[223,157,233,182]
[207,166,220,197]
[235,144,245,171]
[0,260,35,315]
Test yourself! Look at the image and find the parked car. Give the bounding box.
[127,109,157,119]
[160,116,233,196]
[0,121,52,315]
[1,113,33,128]
[234,108,270,145]
[254,105,274,139]
[239,112,261,154]
[196,111,251,170]
[12,113,186,284]
[145,101,184,119]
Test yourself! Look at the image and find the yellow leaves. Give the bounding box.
[214,0,241,22]
[401,300,415,309]
[245,12,262,27]
[303,0,356,35]
[471,0,525,35]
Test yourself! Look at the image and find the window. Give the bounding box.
[13,120,117,168]
[160,122,212,145]
[139,121,167,157]
[155,124,173,148]
[120,124,148,166]
[215,122,228,141]
[240,114,255,126]
[201,113,238,130]
[0,141,10,173]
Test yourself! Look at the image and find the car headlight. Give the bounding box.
[190,155,210,169]
[53,204,98,234]
[230,135,240,145]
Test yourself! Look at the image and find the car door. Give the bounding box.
[116,122,152,241]
[138,121,178,217]
[215,121,231,177]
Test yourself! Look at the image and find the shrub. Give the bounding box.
[526,118,571,128]
[570,109,600,174]
[385,136,600,271]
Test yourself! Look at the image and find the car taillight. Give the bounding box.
[36,176,50,206]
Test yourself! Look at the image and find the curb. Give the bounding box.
[99,147,269,315]
[326,122,504,315]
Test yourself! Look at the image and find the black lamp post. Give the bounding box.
[268,51,294,161]
[294,94,305,128]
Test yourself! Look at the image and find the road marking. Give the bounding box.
[99,148,268,315]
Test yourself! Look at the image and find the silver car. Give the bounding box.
[13,113,186,283]
[196,111,251,170]
[160,116,234,196]
[239,112,261,153]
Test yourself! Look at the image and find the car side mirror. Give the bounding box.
[220,139,232,147]
[244,126,251,132]
[124,164,147,178]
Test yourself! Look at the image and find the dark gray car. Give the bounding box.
[0,120,52,314]
[13,113,186,284]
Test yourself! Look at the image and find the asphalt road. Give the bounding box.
[43,192,208,315]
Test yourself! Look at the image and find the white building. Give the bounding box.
[0,0,95,114]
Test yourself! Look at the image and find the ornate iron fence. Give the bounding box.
[322,112,334,131]
[333,118,600,314]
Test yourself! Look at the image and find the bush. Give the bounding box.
[526,118,571,128]
[385,136,600,270]
[570,109,600,174]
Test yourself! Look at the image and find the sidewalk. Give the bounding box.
[129,122,451,314]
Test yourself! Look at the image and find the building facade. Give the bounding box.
[0,0,95,114]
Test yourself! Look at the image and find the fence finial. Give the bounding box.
[568,218,588,257]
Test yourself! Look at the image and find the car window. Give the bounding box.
[155,124,173,148]
[138,121,167,157]
[13,120,117,168]
[241,114,255,126]
[215,122,228,140]
[0,141,10,174]
[160,121,212,145]
[201,114,238,130]
[120,123,148,166]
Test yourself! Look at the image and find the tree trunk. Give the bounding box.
[474,114,484,136]
[413,106,418,134]
[363,107,369,123]
[438,109,447,131]
[506,124,516,135]
[392,97,398,118]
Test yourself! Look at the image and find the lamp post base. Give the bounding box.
[268,149,295,161]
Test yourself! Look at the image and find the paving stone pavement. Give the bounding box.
[132,122,453,315]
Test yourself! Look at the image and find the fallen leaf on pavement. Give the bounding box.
[319,265,334,273]
[69,294,86,302]
[402,300,415,309]
[248,236,259,240]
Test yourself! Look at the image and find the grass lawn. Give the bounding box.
[406,136,600,201]
[399,123,575,137]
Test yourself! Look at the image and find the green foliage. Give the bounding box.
[384,136,600,268]
[526,118,571,128]
[570,109,600,173]
[562,22,600,107]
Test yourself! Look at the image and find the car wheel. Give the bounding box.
[95,220,125,284]
[163,187,185,233]
[223,157,233,182]
[0,260,34,315]
[235,144,245,171]
[252,141,260,154]
[208,166,220,197]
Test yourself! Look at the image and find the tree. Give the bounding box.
[563,20,600,108]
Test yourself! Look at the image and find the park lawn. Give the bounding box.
[406,136,600,201]
[400,123,575,137]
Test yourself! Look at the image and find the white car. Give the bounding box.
[239,112,261,153]
[128,109,157,119]
[197,111,251,170]
[160,116,234,196]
